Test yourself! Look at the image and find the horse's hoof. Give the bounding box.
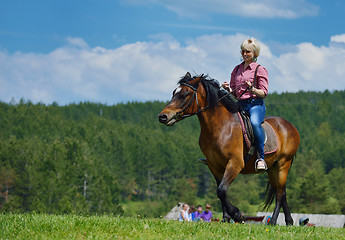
[268,219,277,225]
[233,212,245,223]
[286,220,294,226]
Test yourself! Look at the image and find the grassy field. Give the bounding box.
[0,213,344,239]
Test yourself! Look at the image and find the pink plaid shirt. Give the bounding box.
[230,62,269,100]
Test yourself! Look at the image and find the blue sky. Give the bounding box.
[1,0,345,105]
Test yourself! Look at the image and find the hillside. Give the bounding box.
[0,90,344,216]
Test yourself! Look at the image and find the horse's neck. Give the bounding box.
[197,106,238,137]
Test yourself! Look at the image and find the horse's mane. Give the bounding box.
[178,73,239,113]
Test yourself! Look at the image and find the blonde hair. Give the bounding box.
[241,37,261,61]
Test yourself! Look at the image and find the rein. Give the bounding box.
[219,64,261,101]
[173,66,259,121]
[218,84,243,102]
[173,80,238,121]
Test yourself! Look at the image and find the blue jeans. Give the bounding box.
[238,99,266,159]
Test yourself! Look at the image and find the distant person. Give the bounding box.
[179,203,190,222]
[194,205,203,222]
[188,205,196,222]
[200,204,213,222]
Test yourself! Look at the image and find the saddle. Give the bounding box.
[198,113,278,166]
[237,111,278,164]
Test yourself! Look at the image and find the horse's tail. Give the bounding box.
[263,182,276,210]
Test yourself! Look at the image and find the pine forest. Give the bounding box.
[0,90,345,217]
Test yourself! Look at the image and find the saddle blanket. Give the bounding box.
[261,122,278,155]
[238,112,278,155]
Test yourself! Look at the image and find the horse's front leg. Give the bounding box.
[220,204,232,222]
[216,162,244,223]
[213,179,231,222]
[213,179,232,223]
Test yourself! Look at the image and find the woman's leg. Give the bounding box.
[249,103,266,159]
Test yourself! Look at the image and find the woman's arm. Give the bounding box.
[246,65,268,99]
[249,84,266,98]
[181,211,188,221]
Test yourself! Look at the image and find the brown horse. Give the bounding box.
[158,73,300,225]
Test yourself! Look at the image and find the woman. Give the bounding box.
[179,203,190,222]
[222,37,269,171]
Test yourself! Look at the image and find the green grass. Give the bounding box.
[120,200,225,219]
[0,213,344,239]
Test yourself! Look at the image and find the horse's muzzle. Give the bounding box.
[158,113,168,124]
[158,113,177,126]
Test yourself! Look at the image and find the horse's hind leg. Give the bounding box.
[269,187,293,226]
[281,188,293,225]
[267,159,293,226]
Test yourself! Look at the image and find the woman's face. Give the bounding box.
[241,49,254,63]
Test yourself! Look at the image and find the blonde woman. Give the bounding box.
[222,38,269,171]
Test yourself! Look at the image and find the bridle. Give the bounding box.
[172,78,245,122]
[172,82,209,121]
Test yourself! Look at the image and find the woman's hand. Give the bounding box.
[246,81,266,98]
[222,81,232,92]
[246,81,253,91]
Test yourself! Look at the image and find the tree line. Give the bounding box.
[0,90,344,216]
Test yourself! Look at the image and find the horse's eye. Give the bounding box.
[182,91,190,98]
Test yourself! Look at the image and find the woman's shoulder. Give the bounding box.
[250,62,261,68]
[252,62,268,74]
[232,62,244,74]
[259,65,268,75]
[233,61,244,67]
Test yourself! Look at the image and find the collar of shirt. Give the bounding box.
[241,61,259,71]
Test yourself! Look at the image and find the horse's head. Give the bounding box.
[158,72,206,126]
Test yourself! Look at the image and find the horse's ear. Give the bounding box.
[185,72,191,79]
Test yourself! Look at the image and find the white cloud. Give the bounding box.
[122,0,319,19]
[262,42,345,92]
[1,34,345,105]
[65,37,89,49]
[331,34,345,44]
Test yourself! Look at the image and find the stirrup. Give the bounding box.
[255,158,267,171]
